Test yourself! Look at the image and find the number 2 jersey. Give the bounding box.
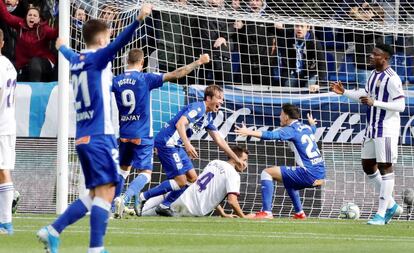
[112,70,164,143]
[261,120,325,179]
[175,160,240,216]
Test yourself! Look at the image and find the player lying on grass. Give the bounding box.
[235,103,326,219]
[138,146,249,218]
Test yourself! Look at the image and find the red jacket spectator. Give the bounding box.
[0,0,57,70]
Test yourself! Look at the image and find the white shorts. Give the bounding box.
[361,137,398,164]
[0,135,16,170]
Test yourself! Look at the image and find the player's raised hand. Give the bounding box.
[184,143,199,159]
[234,122,250,137]
[137,3,153,21]
[307,113,317,126]
[330,81,344,95]
[359,96,374,106]
[55,38,65,50]
[198,54,210,65]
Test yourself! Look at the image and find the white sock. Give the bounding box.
[0,183,14,223]
[378,173,395,217]
[367,170,382,193]
[88,247,104,253]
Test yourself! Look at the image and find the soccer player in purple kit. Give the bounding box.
[36,4,153,253]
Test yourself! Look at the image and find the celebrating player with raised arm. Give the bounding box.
[331,43,405,225]
[135,84,243,217]
[141,146,249,218]
[112,48,210,218]
[36,4,153,253]
[0,29,17,236]
[235,103,326,219]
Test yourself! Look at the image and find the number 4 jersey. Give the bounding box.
[173,160,240,216]
[0,55,17,135]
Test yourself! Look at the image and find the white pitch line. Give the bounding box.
[14,226,414,242]
[14,228,414,243]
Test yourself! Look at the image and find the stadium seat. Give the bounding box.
[330,54,356,83]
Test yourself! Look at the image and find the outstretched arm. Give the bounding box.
[330,81,368,101]
[96,4,153,66]
[209,130,243,168]
[163,54,210,82]
[56,38,78,61]
[307,113,317,134]
[216,205,237,218]
[360,96,405,112]
[0,0,23,29]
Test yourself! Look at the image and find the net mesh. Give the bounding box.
[14,0,414,220]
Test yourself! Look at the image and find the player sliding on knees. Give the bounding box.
[111,48,210,219]
[235,103,326,219]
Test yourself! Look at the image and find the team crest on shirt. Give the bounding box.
[376,79,381,87]
[188,110,198,118]
[79,55,85,61]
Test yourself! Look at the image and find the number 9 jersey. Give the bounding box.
[112,70,164,141]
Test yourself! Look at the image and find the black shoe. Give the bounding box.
[155,205,174,217]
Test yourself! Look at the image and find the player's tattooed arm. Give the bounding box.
[163,54,210,82]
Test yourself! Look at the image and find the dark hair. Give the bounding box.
[127,48,144,64]
[375,43,394,58]
[230,146,249,159]
[0,29,3,42]
[282,103,300,119]
[204,85,223,101]
[82,19,109,45]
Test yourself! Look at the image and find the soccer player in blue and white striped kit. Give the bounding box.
[235,103,326,219]
[36,4,153,253]
[111,48,210,218]
[331,43,405,225]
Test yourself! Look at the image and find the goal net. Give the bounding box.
[14,0,414,220]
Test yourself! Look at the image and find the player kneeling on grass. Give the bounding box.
[235,103,326,219]
[141,146,249,218]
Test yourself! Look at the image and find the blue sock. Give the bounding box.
[261,180,274,212]
[123,174,150,203]
[143,179,176,200]
[52,197,90,233]
[162,185,188,207]
[90,197,111,248]
[286,187,302,213]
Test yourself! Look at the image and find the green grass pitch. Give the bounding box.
[1,214,413,253]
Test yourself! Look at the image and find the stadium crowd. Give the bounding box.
[0,0,413,90]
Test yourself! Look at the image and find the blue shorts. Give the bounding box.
[155,145,193,179]
[281,166,319,190]
[119,140,154,170]
[76,135,120,189]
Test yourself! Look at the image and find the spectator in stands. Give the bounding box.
[99,4,119,38]
[0,0,29,63]
[276,23,326,92]
[154,0,200,84]
[0,1,58,82]
[71,4,87,52]
[345,2,383,87]
[199,0,236,85]
[236,0,276,86]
